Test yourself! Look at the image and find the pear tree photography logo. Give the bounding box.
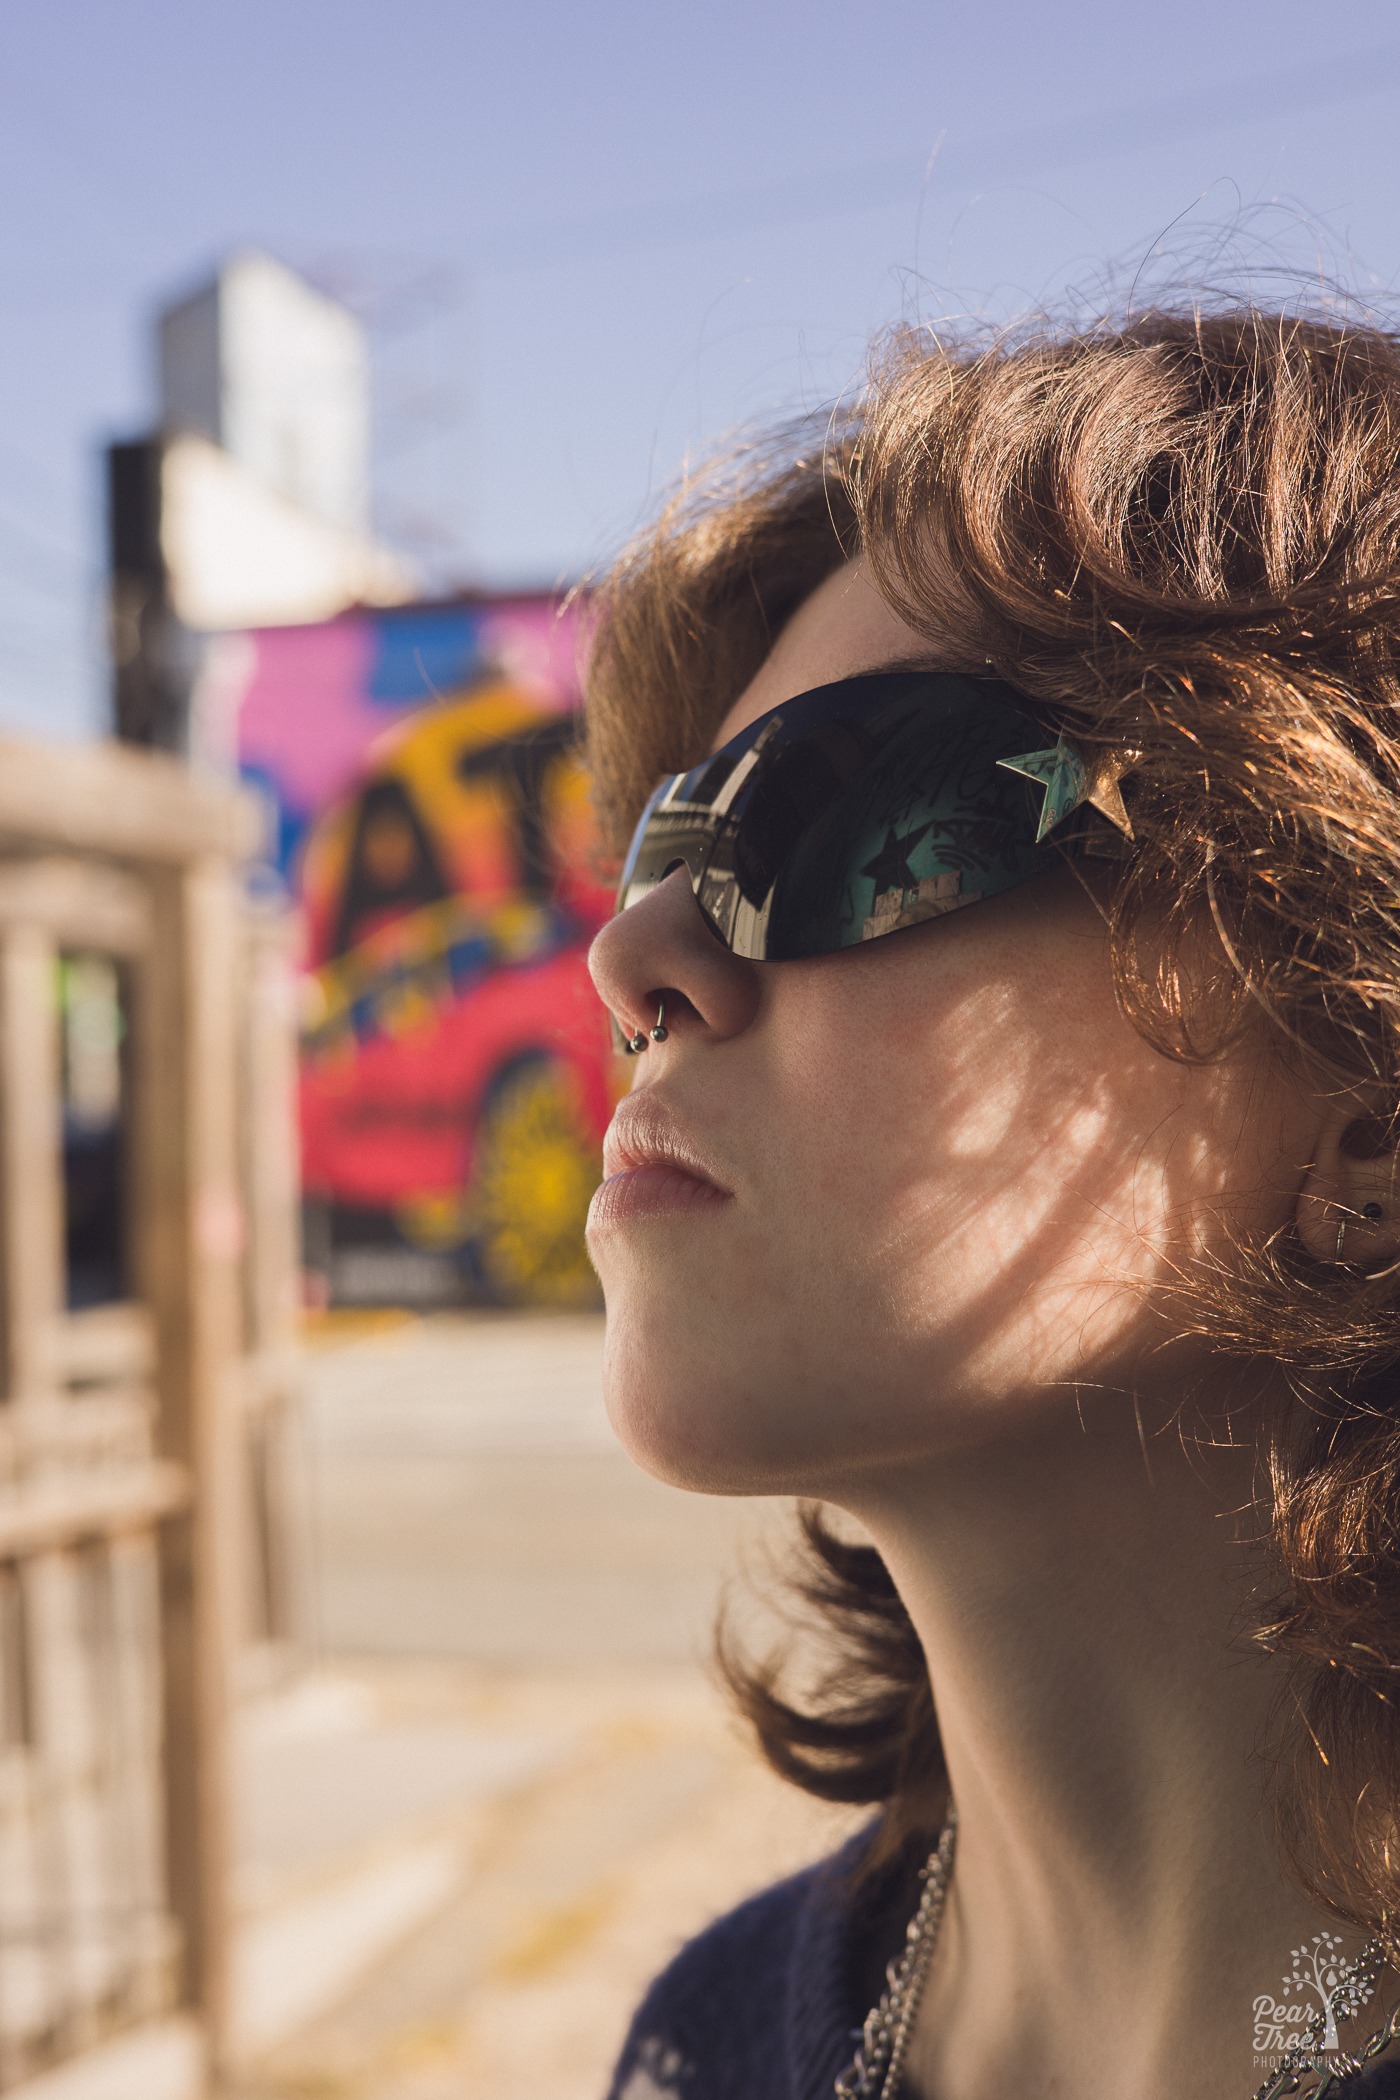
[1252,1932,1377,2077]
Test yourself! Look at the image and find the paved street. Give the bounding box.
[283,1312,792,1665]
[235,1658,858,2100]
[232,1315,856,2100]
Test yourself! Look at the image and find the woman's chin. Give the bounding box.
[603,1374,764,1494]
[600,1320,812,1497]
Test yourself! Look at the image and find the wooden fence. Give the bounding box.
[0,736,293,2098]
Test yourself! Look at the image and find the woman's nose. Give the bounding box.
[588,866,761,1048]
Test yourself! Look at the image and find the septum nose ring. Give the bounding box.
[623,999,668,1055]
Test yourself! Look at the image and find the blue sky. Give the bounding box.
[3,1,1400,738]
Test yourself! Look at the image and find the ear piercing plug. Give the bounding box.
[1336,1200,1386,1261]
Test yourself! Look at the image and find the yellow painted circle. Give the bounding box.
[472,1061,601,1308]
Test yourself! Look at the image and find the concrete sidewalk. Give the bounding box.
[231,1315,855,2098]
[283,1312,794,1666]
[233,1659,858,2100]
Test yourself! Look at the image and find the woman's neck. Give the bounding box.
[842,1387,1376,2100]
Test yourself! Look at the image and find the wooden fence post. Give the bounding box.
[132,858,246,2081]
[0,925,64,1403]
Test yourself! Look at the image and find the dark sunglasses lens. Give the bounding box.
[617,674,1054,961]
[760,684,1051,958]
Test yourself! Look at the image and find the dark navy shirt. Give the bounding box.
[605,1827,1400,2099]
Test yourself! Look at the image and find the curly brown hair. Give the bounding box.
[584,307,1400,1945]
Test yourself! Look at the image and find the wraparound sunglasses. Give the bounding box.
[614,672,1132,984]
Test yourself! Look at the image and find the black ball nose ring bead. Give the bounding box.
[621,1000,669,1054]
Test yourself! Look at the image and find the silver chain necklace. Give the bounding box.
[834,1814,957,2100]
[834,1814,1399,2100]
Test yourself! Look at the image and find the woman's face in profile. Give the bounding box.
[586,561,1319,1504]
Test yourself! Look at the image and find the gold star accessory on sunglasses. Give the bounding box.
[995,740,1137,843]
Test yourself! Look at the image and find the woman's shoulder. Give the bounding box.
[604,1821,916,2100]
[603,1861,817,2100]
[601,1822,1400,2100]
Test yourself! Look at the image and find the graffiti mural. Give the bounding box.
[228,595,616,1308]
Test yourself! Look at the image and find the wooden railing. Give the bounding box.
[0,736,286,2096]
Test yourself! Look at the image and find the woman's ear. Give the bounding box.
[1296,1108,1400,1268]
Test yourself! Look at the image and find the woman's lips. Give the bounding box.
[588,1161,731,1232]
[590,1095,733,1232]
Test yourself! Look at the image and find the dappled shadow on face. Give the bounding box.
[594,867,1308,1499]
[919,927,1295,1430]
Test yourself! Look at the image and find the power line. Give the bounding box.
[0,499,83,567]
[468,40,1400,274]
[2,40,1400,324]
[0,518,84,601]
[0,434,73,502]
